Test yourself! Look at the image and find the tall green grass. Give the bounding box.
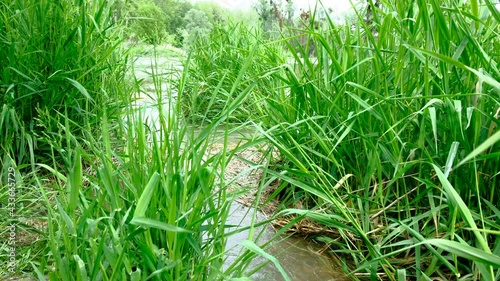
[0,0,126,167]
[30,87,227,280]
[260,0,499,279]
[1,1,275,280]
[180,21,285,124]
[2,0,499,279]
[186,0,500,279]
[0,53,272,280]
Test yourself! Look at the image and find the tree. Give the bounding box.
[253,0,295,37]
[152,0,192,46]
[193,1,226,26]
[178,8,213,50]
[129,1,169,44]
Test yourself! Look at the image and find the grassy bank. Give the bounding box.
[0,0,269,280]
[183,0,500,280]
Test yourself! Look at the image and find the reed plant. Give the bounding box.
[0,52,274,279]
[2,0,499,279]
[254,0,500,279]
[0,0,127,167]
[1,0,275,279]
[180,21,285,124]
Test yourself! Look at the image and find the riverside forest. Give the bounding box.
[1,0,499,280]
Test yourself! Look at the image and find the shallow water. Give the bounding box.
[225,202,348,281]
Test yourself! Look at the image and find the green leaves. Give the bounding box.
[67,149,82,214]
[433,164,491,253]
[421,239,500,268]
[456,130,500,168]
[0,0,127,167]
[132,172,160,218]
[131,217,193,233]
[131,172,193,233]
[65,78,94,103]
[4,0,499,280]
[243,0,500,279]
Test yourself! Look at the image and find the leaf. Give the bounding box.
[470,0,480,29]
[422,239,500,268]
[133,172,160,218]
[444,141,459,178]
[74,255,89,281]
[65,77,95,103]
[68,149,82,214]
[432,164,491,253]
[455,130,500,168]
[428,107,438,154]
[240,240,291,281]
[130,217,192,233]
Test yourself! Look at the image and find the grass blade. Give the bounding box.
[133,172,160,218]
[240,240,291,281]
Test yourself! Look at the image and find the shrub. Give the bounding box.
[178,8,213,50]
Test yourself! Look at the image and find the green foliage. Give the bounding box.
[192,1,226,26]
[180,21,284,124]
[0,49,266,281]
[2,0,499,279]
[178,8,213,50]
[0,0,277,279]
[226,9,260,28]
[185,0,500,279]
[129,0,169,44]
[259,0,500,279]
[253,0,295,38]
[152,0,192,46]
[0,0,126,167]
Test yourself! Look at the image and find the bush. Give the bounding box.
[178,8,213,50]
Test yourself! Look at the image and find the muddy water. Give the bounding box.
[225,202,348,281]
[131,54,348,281]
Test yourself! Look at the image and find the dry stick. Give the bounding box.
[369,185,420,221]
